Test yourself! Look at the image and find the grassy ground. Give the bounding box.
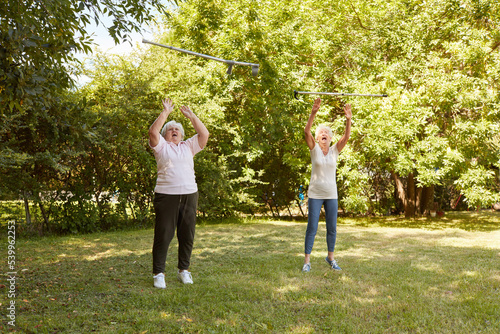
[1,212,499,333]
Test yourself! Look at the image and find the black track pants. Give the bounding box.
[152,192,198,274]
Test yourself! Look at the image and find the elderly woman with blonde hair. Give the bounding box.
[302,98,351,272]
[148,98,209,288]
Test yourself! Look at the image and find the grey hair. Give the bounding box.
[315,124,333,140]
[161,120,185,139]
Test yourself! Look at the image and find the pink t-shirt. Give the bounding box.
[150,135,203,195]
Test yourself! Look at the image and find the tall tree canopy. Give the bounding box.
[145,0,500,216]
[0,0,170,228]
[3,0,499,233]
[345,0,500,214]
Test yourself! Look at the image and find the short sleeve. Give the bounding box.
[150,135,166,154]
[184,134,203,156]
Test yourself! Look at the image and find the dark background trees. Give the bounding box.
[2,0,499,234]
[1,0,169,233]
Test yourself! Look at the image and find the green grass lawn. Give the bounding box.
[1,212,499,333]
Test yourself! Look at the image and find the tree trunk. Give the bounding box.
[267,199,275,217]
[415,187,423,215]
[425,185,435,215]
[406,173,416,218]
[296,199,305,217]
[128,201,137,220]
[418,185,435,216]
[391,172,416,218]
[38,201,49,235]
[391,171,406,210]
[23,190,32,225]
[274,201,281,217]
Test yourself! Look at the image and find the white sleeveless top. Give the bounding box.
[307,143,339,199]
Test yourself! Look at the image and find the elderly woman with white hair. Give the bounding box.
[148,98,209,288]
[302,97,351,272]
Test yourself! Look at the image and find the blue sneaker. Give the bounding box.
[325,257,342,270]
[302,263,311,272]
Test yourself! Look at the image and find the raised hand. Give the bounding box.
[162,98,175,115]
[312,97,321,113]
[344,103,352,120]
[180,105,209,149]
[179,105,195,119]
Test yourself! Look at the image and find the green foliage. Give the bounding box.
[0,0,167,113]
[195,152,240,217]
[2,0,500,233]
[75,0,499,221]
[163,0,350,213]
[455,163,500,208]
[334,0,500,213]
[0,0,170,233]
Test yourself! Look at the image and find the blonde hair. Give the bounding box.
[161,121,185,139]
[315,124,333,141]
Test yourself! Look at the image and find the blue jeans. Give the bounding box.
[305,198,338,254]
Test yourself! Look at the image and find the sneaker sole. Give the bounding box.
[178,277,193,284]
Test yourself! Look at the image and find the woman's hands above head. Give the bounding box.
[179,105,195,120]
[162,99,195,120]
[312,97,321,114]
[162,98,175,115]
[151,99,208,148]
[344,103,352,120]
[150,98,175,148]
[179,105,209,149]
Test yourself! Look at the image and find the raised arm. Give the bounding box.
[335,103,352,152]
[149,98,174,147]
[304,98,321,150]
[179,106,209,149]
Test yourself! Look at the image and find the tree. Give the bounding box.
[21,0,496,231]
[80,0,500,219]
[163,0,353,214]
[1,0,168,113]
[0,0,169,230]
[343,0,500,216]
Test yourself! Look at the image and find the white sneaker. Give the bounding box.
[177,270,193,284]
[153,273,166,289]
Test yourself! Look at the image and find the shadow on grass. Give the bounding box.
[342,210,500,232]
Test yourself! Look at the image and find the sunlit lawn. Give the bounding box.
[1,212,499,333]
